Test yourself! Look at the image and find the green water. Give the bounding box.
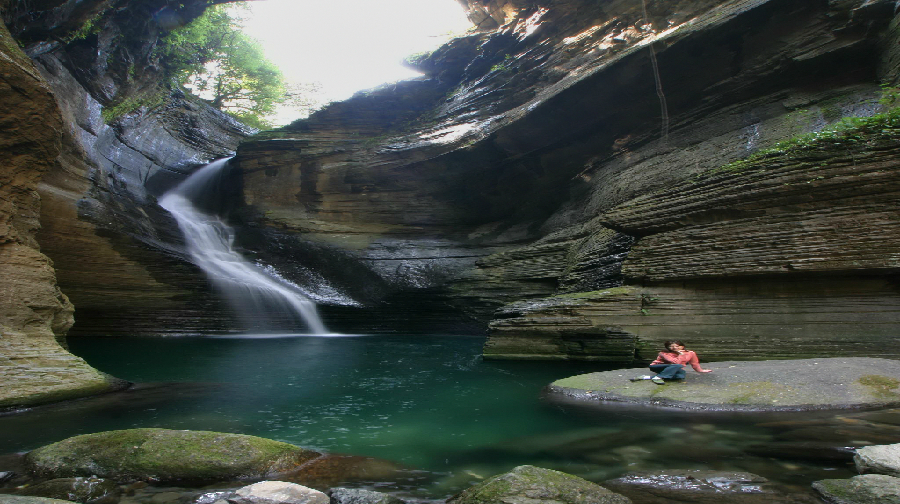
[1,334,894,499]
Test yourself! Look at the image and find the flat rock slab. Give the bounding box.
[548,358,900,411]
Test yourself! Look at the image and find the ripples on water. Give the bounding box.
[2,334,899,500]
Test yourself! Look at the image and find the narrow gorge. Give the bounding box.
[1,0,899,408]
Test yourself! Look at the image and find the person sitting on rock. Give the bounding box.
[641,340,712,385]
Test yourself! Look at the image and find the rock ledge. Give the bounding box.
[548,358,900,411]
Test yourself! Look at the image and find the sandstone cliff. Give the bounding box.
[231,0,900,359]
[0,0,253,407]
[13,0,257,338]
[0,20,120,407]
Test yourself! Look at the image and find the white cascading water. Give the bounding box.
[159,158,327,334]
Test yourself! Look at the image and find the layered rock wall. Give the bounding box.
[231,0,900,360]
[0,0,254,407]
[0,21,121,407]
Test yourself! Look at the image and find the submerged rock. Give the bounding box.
[0,497,76,504]
[548,358,900,411]
[327,488,404,504]
[447,465,631,504]
[24,428,321,484]
[603,470,810,504]
[17,476,120,503]
[812,474,900,504]
[280,455,406,489]
[855,443,900,476]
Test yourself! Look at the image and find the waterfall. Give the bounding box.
[159,158,328,334]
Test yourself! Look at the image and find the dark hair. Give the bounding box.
[664,340,685,350]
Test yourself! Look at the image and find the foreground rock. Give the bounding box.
[447,465,631,504]
[24,429,320,483]
[0,497,74,504]
[228,481,329,504]
[855,443,900,476]
[812,474,900,504]
[604,470,817,504]
[548,358,900,411]
[328,488,404,504]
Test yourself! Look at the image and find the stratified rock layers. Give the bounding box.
[0,22,119,407]
[232,0,900,361]
[488,120,900,362]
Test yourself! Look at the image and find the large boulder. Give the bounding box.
[812,474,900,504]
[855,443,900,476]
[447,465,631,504]
[24,429,320,483]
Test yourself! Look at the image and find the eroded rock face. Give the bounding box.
[229,0,900,358]
[0,20,121,408]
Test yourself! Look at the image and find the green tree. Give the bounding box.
[159,4,285,129]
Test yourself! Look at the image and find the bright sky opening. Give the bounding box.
[240,0,473,125]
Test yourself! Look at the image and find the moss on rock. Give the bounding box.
[812,474,900,504]
[549,358,900,411]
[24,428,321,483]
[447,465,631,504]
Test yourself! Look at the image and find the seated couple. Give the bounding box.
[632,340,713,385]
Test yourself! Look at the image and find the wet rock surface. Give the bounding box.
[0,496,76,504]
[327,488,405,504]
[603,470,819,504]
[549,358,900,411]
[24,429,321,484]
[812,474,900,504]
[17,476,120,503]
[446,465,631,504]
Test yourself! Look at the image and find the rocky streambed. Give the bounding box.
[2,425,900,504]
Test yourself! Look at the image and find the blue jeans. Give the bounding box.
[650,364,685,380]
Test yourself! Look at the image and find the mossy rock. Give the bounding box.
[812,474,900,504]
[24,428,321,484]
[448,465,631,504]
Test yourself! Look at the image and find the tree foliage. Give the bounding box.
[159,4,285,128]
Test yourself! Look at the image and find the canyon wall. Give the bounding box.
[0,0,252,407]
[0,19,120,407]
[233,0,900,360]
